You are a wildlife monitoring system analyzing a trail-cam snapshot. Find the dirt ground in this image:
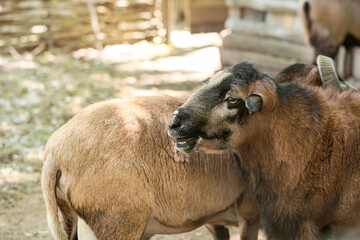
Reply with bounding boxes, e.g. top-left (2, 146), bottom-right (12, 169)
top-left (0, 32), bottom-right (256, 240)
